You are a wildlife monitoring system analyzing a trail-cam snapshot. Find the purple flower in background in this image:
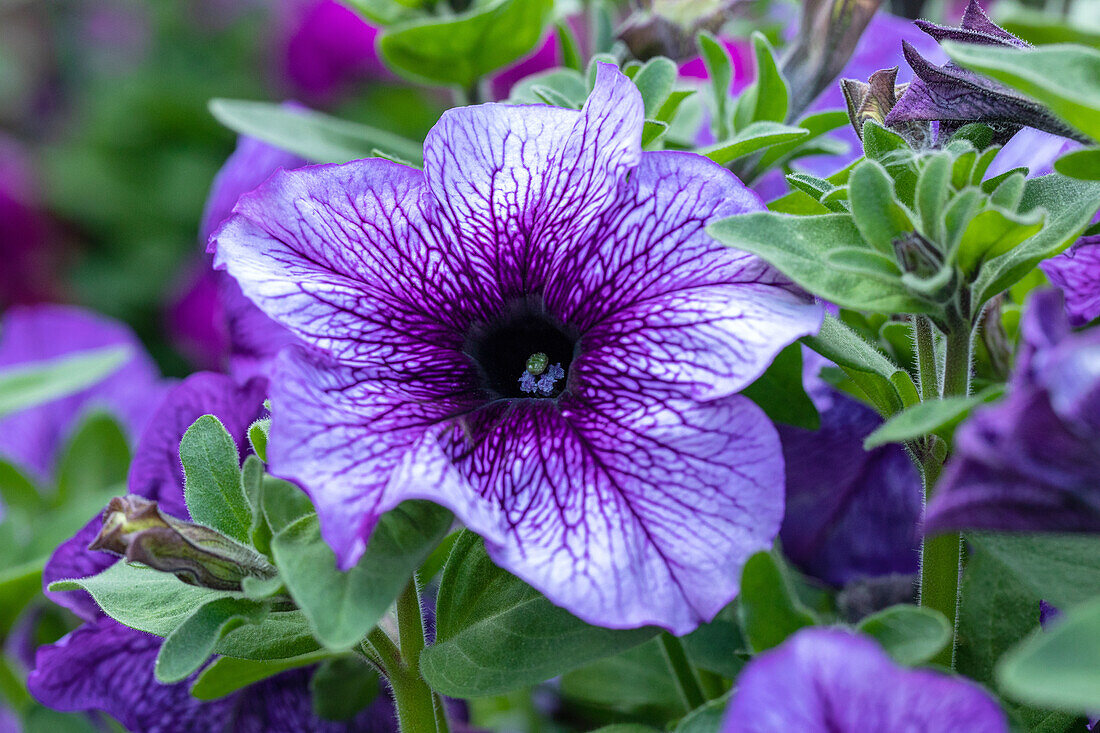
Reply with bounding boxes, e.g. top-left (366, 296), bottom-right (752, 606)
top-left (723, 628), bottom-right (1008, 732)
top-left (886, 0), bottom-right (1085, 144)
top-left (0, 305), bottom-right (164, 483)
top-left (214, 65), bottom-right (822, 634)
top-left (0, 136), bottom-right (61, 307)
top-left (779, 392), bottom-right (921, 587)
top-left (30, 373), bottom-right (395, 732)
top-left (278, 0), bottom-right (387, 102)
top-left (926, 290), bottom-right (1100, 533)
top-left (1041, 218), bottom-right (1100, 327)
top-left (169, 131), bottom-right (302, 376)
